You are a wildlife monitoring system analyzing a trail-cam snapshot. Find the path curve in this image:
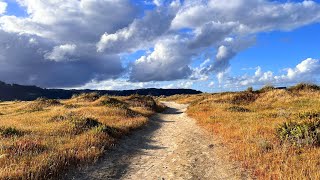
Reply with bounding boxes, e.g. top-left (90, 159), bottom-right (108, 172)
top-left (67, 102), bottom-right (247, 180)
